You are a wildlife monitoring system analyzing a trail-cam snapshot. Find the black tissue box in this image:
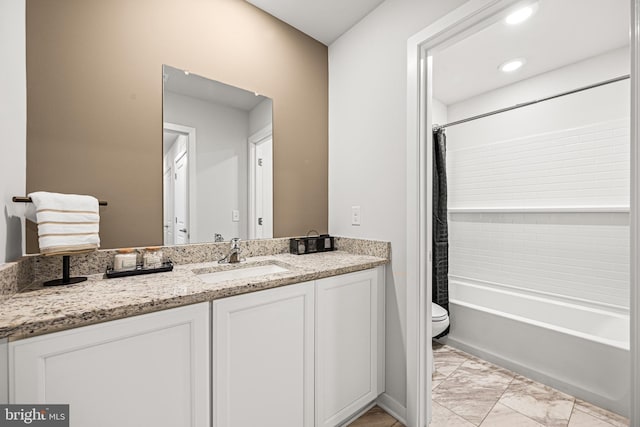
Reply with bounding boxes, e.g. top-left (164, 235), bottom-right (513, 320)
top-left (289, 235), bottom-right (335, 255)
